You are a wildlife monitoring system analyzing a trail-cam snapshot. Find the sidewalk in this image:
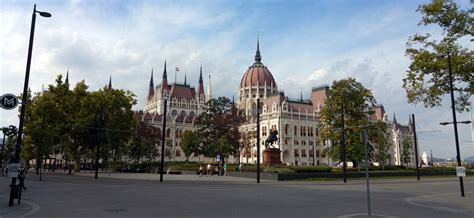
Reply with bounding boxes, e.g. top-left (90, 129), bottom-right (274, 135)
top-left (31, 170), bottom-right (270, 183)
